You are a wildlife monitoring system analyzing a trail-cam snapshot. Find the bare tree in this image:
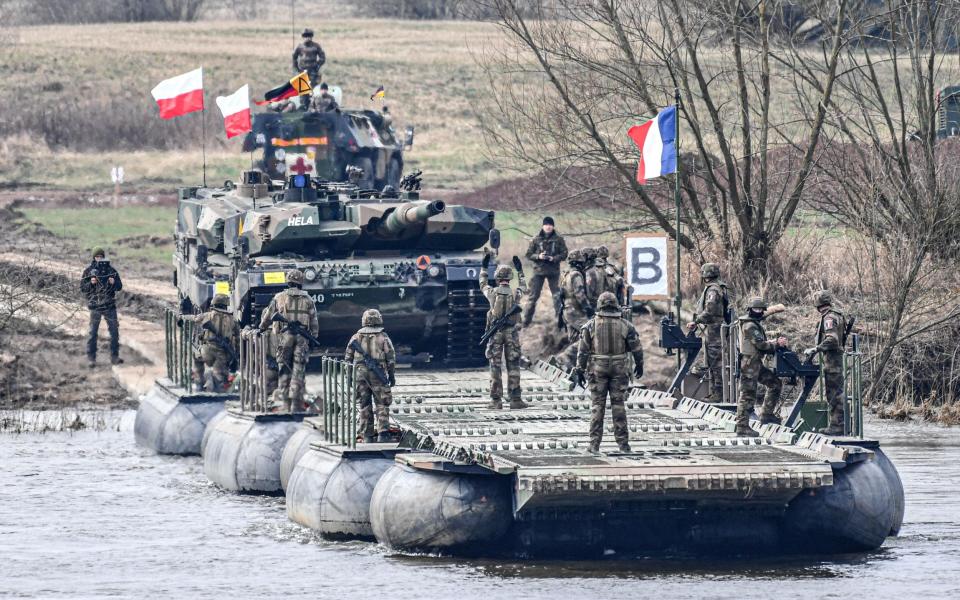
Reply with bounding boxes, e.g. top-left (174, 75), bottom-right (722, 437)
top-left (477, 0), bottom-right (857, 280)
